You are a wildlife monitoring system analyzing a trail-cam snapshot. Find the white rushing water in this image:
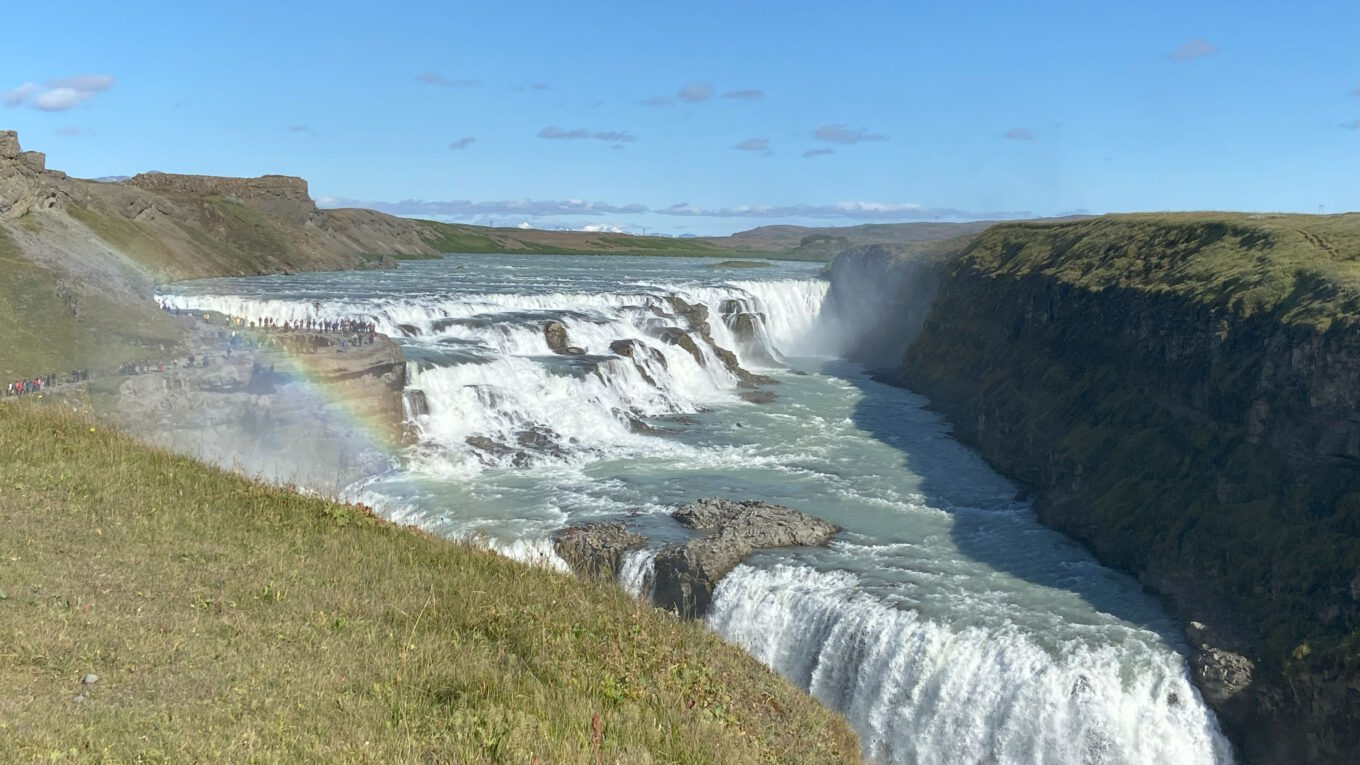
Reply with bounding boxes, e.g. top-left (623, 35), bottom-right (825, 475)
top-left (159, 253), bottom-right (1233, 764)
